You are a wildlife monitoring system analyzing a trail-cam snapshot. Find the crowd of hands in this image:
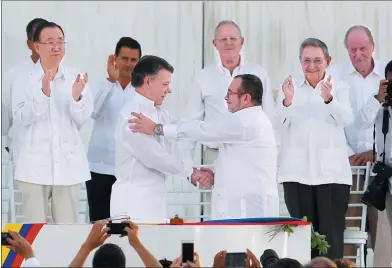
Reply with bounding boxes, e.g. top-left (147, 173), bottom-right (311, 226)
top-left (4, 220), bottom-right (356, 268)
